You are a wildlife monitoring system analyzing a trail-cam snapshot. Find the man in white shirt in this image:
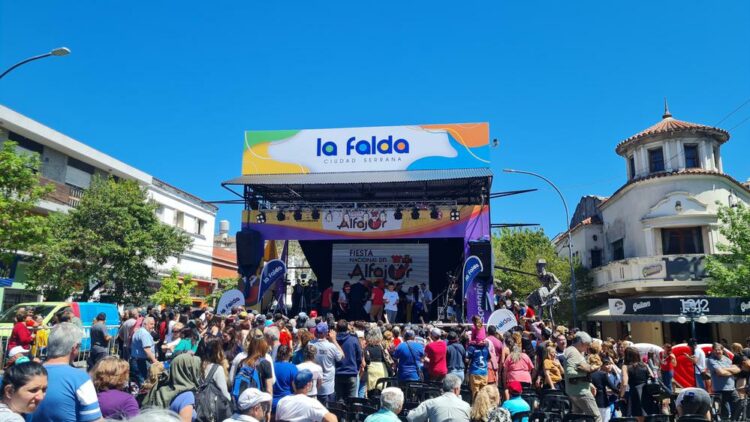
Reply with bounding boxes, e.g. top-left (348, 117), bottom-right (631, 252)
top-left (310, 322), bottom-right (344, 403)
top-left (687, 338), bottom-right (708, 389)
top-left (383, 283), bottom-right (400, 324)
top-left (275, 369), bottom-right (338, 422)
